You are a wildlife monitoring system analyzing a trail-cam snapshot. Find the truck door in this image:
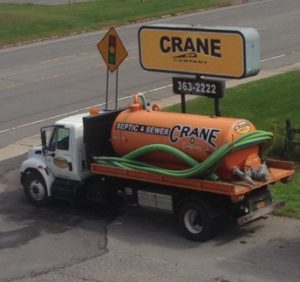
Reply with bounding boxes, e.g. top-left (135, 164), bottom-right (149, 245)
top-left (44, 126), bottom-right (75, 180)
